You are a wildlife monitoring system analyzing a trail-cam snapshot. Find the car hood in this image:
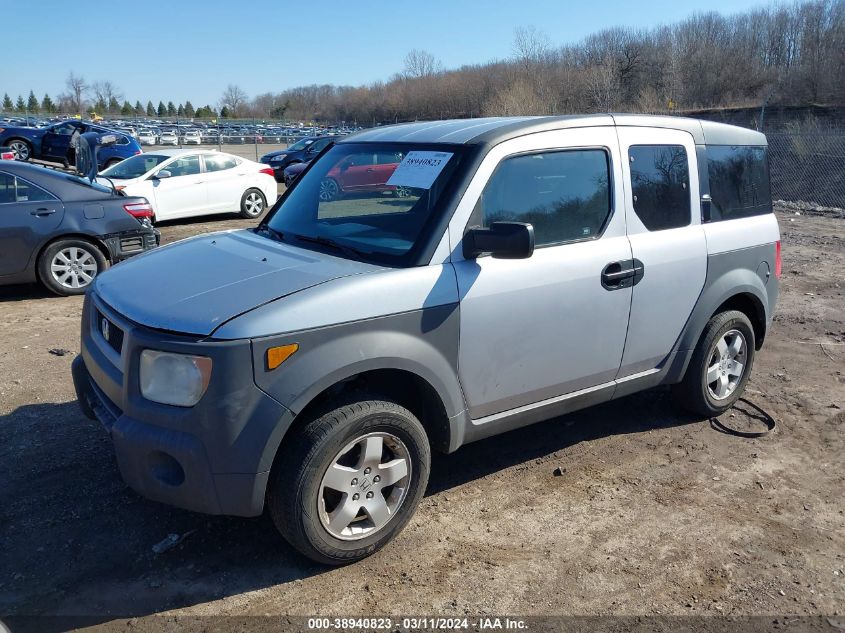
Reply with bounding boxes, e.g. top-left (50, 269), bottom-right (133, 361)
top-left (93, 229), bottom-right (385, 336)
